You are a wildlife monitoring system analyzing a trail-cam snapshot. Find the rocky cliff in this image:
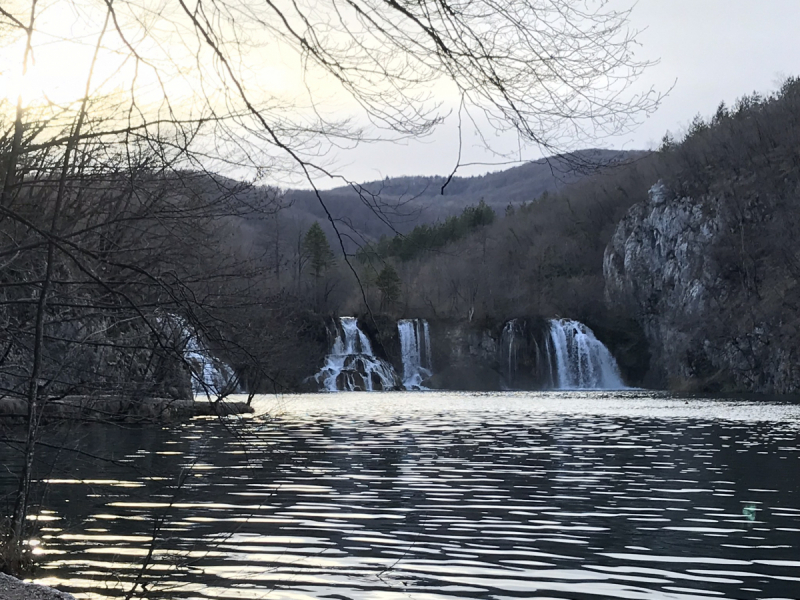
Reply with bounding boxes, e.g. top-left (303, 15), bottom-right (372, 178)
top-left (604, 182), bottom-right (800, 393)
top-left (426, 319), bottom-right (503, 390)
